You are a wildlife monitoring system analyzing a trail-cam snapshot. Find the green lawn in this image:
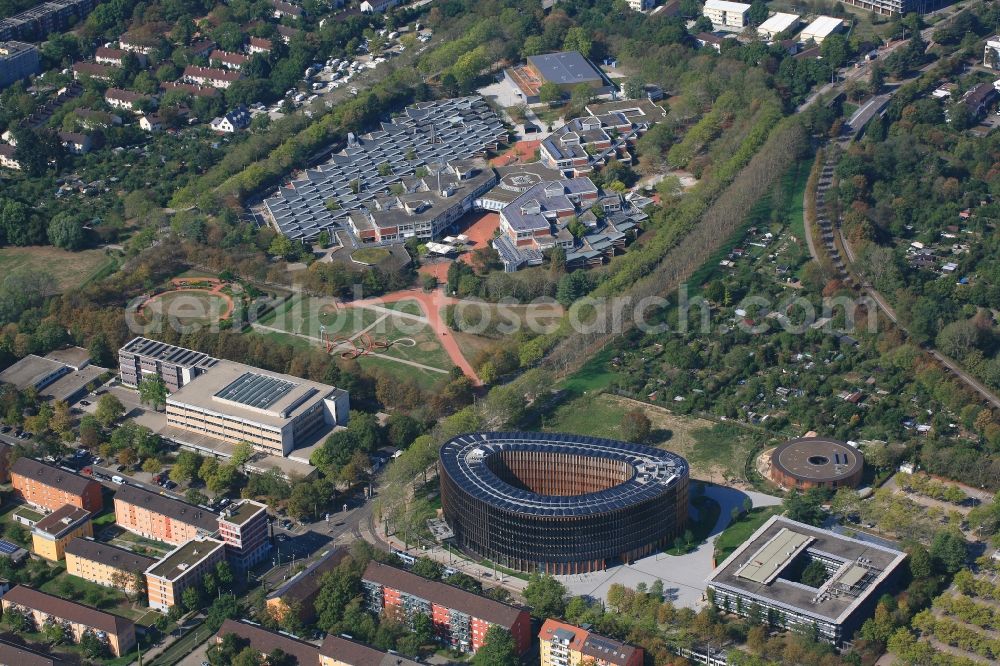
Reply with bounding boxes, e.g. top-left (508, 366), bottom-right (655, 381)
top-left (557, 346), bottom-right (620, 394)
top-left (111, 531), bottom-right (173, 558)
top-left (12, 506), bottom-right (45, 524)
top-left (543, 391), bottom-right (626, 439)
top-left (40, 570), bottom-right (132, 614)
top-left (356, 353), bottom-right (449, 389)
top-left (388, 299), bottom-right (424, 316)
top-left (351, 247), bottom-right (392, 264)
top-left (713, 505), bottom-right (783, 563)
top-left (0, 246), bottom-right (115, 292)
top-left (686, 423), bottom-right (763, 482)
